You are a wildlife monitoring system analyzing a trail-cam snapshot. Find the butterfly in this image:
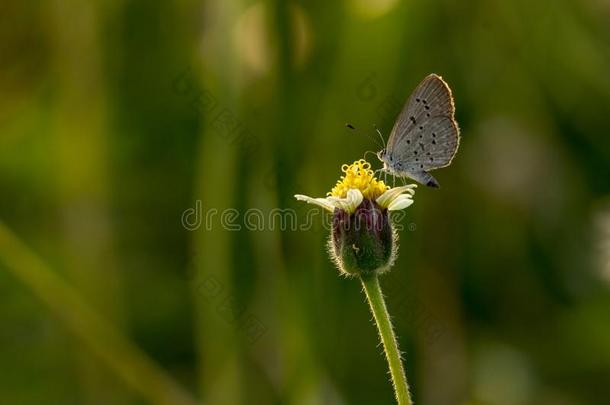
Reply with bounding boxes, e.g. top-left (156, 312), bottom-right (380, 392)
top-left (377, 74), bottom-right (460, 188)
